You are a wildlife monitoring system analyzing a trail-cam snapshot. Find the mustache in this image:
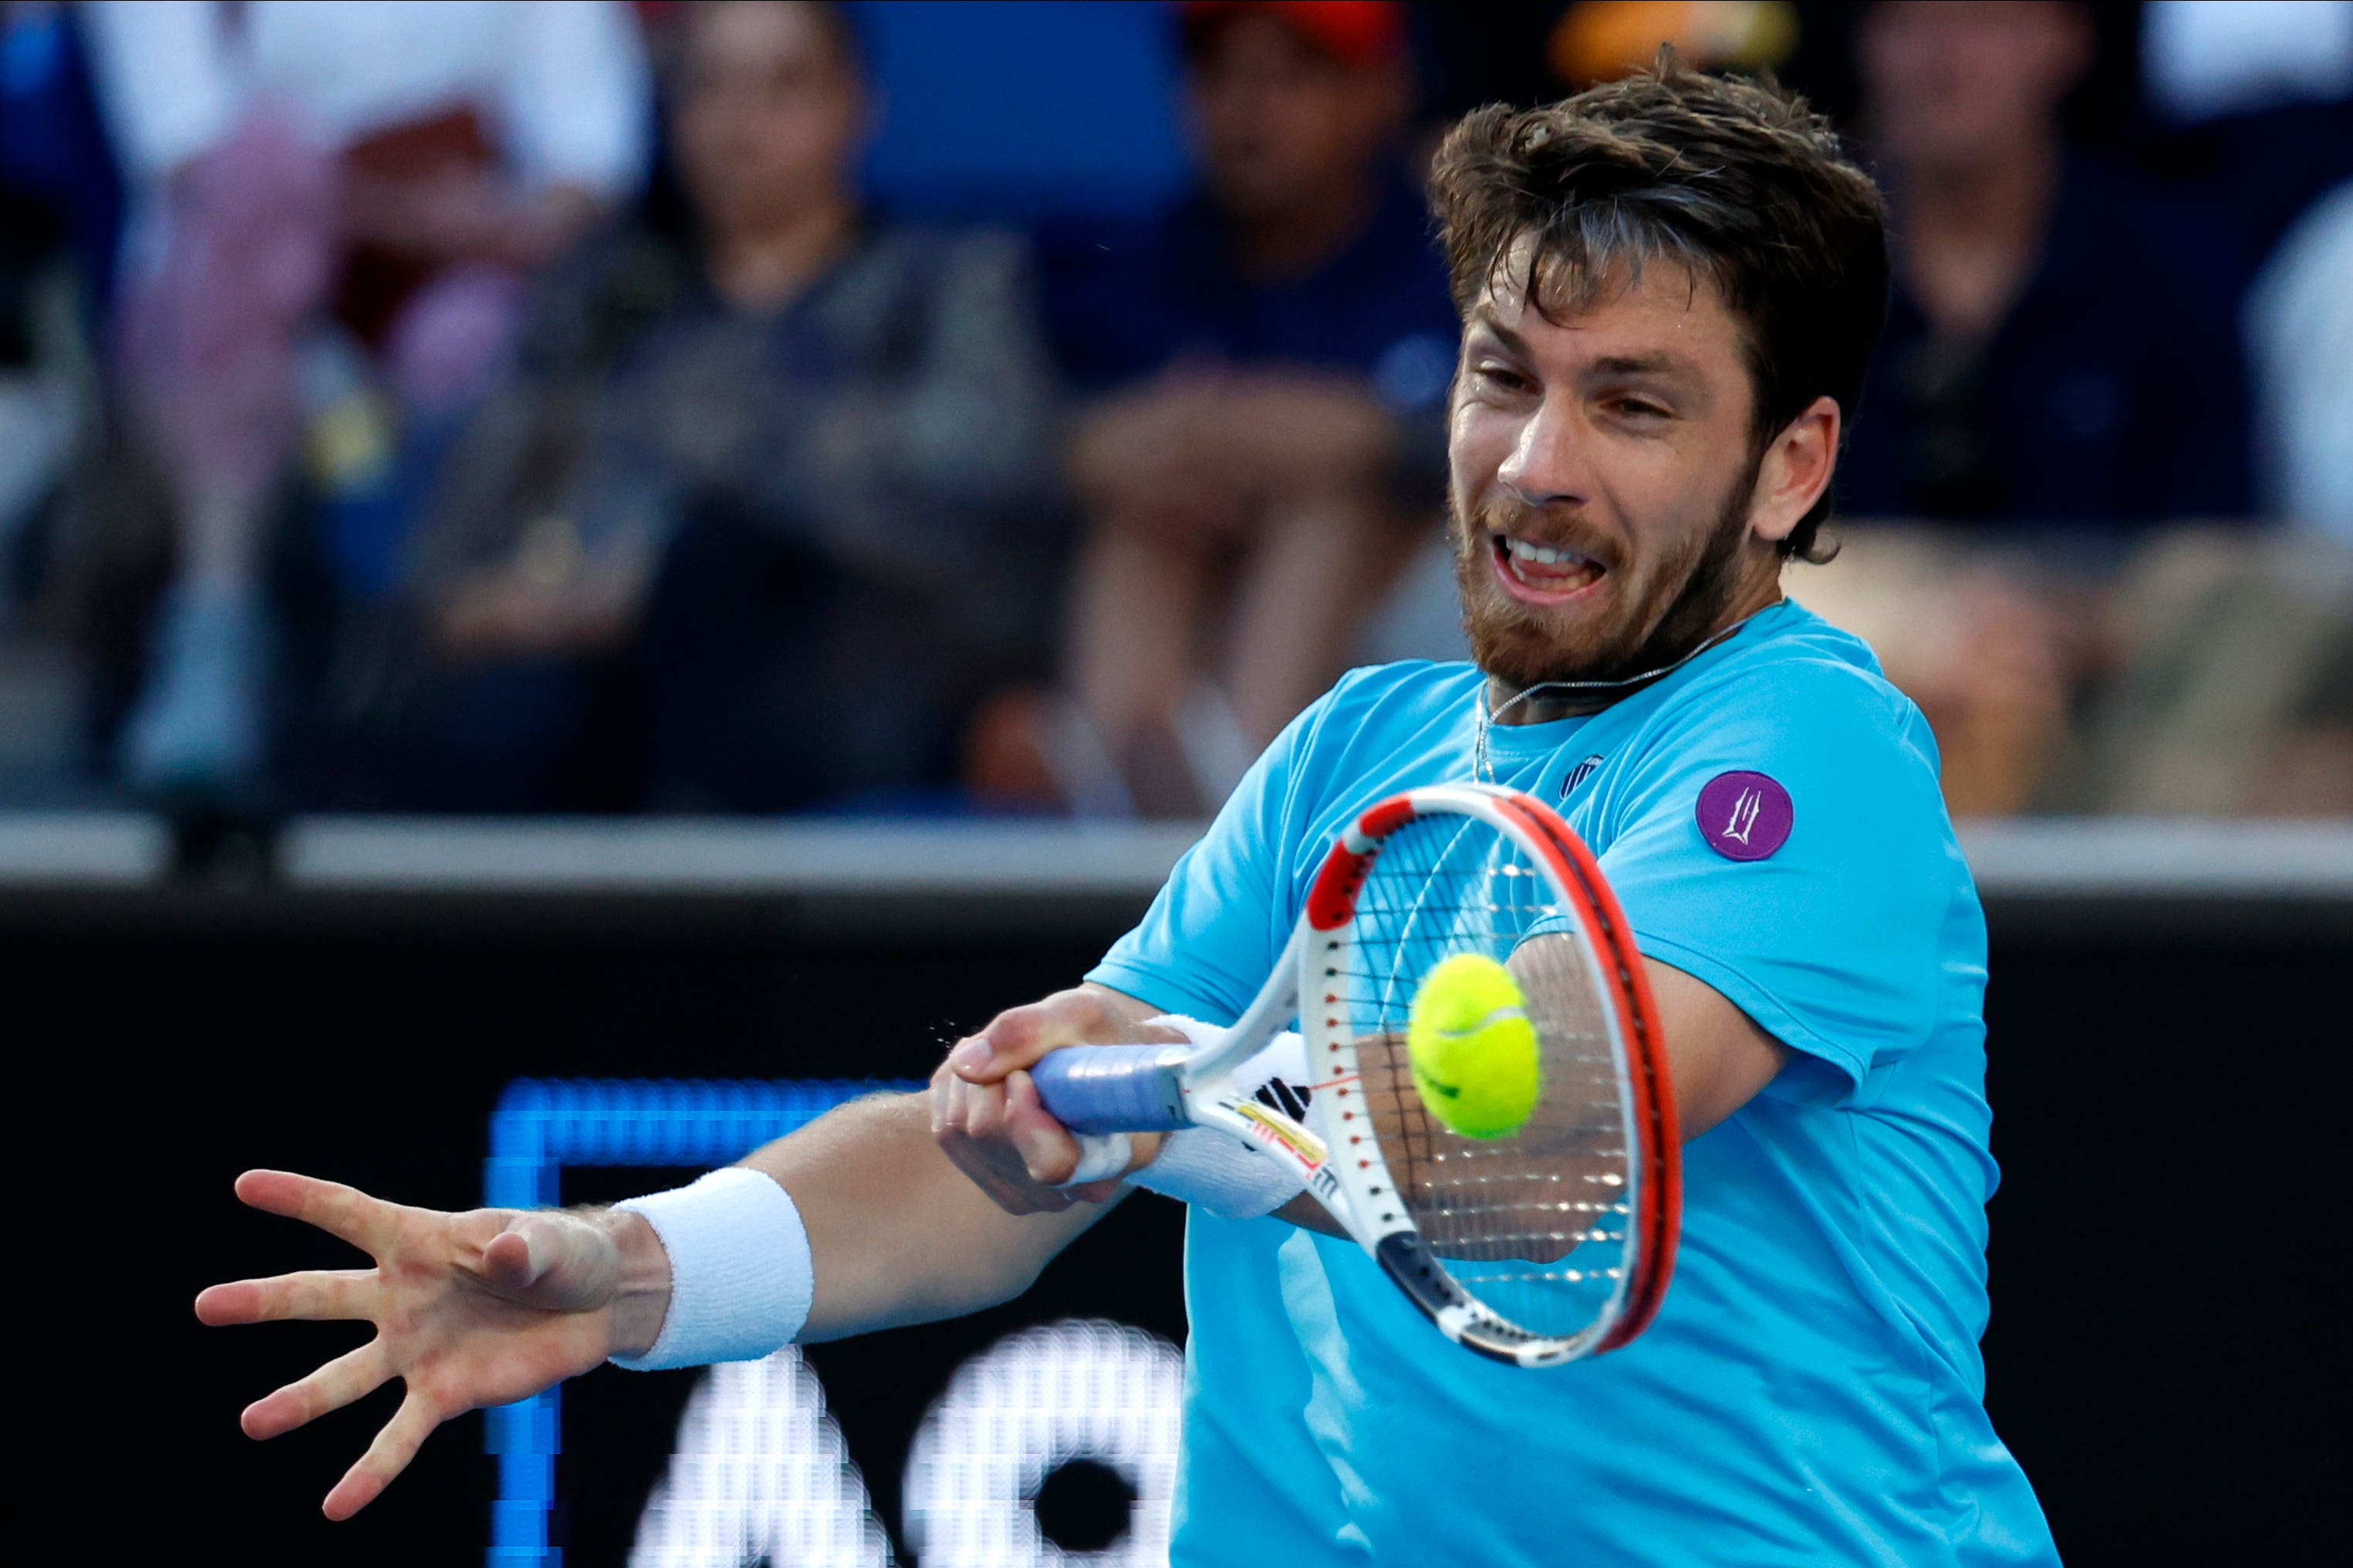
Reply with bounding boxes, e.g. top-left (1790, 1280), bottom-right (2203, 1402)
top-left (1460, 497), bottom-right (1622, 573)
